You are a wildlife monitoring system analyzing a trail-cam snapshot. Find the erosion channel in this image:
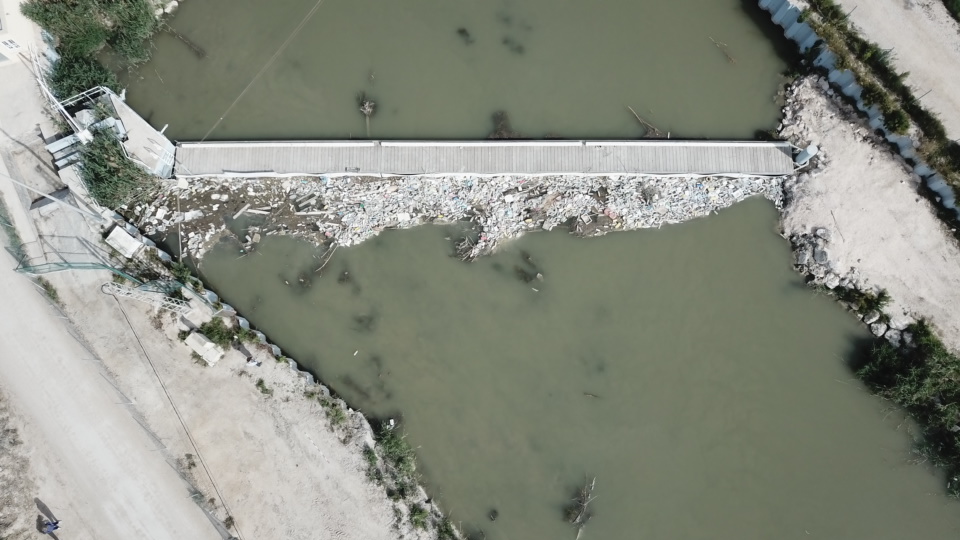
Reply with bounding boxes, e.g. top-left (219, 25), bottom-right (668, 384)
top-left (197, 199), bottom-right (960, 539)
